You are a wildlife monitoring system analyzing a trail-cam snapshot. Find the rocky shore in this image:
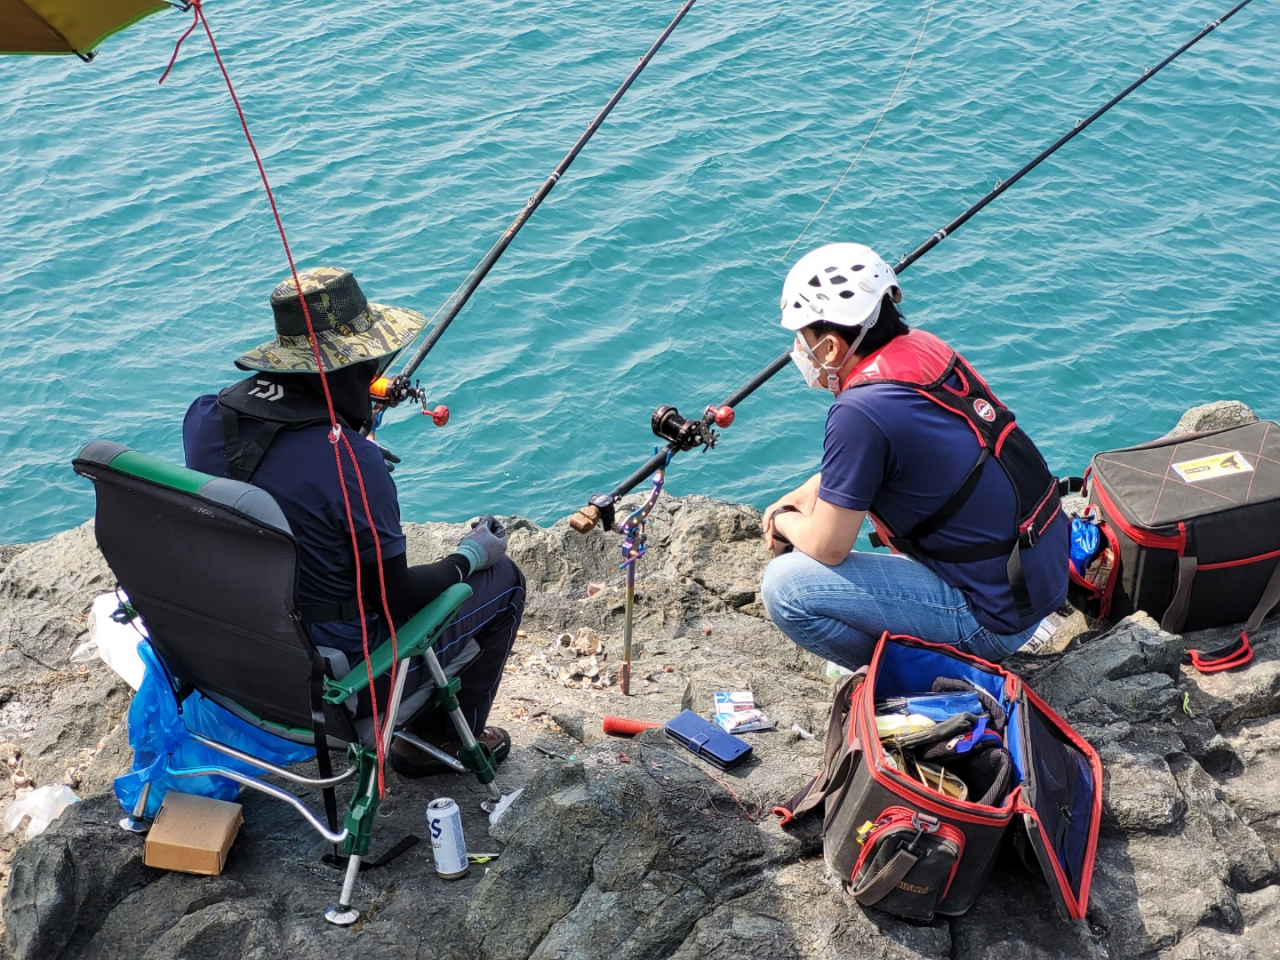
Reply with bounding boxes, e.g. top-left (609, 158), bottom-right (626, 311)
top-left (2, 401), bottom-right (1278, 959)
